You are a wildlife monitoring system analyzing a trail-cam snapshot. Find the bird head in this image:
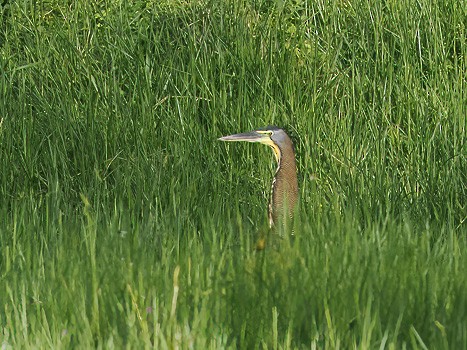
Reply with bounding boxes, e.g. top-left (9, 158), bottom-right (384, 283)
top-left (218, 126), bottom-right (289, 163)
